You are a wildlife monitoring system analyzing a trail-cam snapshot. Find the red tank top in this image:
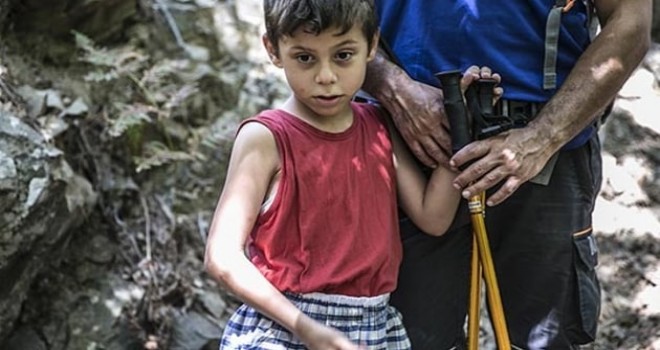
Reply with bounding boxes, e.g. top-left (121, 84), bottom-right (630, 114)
top-left (242, 102), bottom-right (401, 297)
